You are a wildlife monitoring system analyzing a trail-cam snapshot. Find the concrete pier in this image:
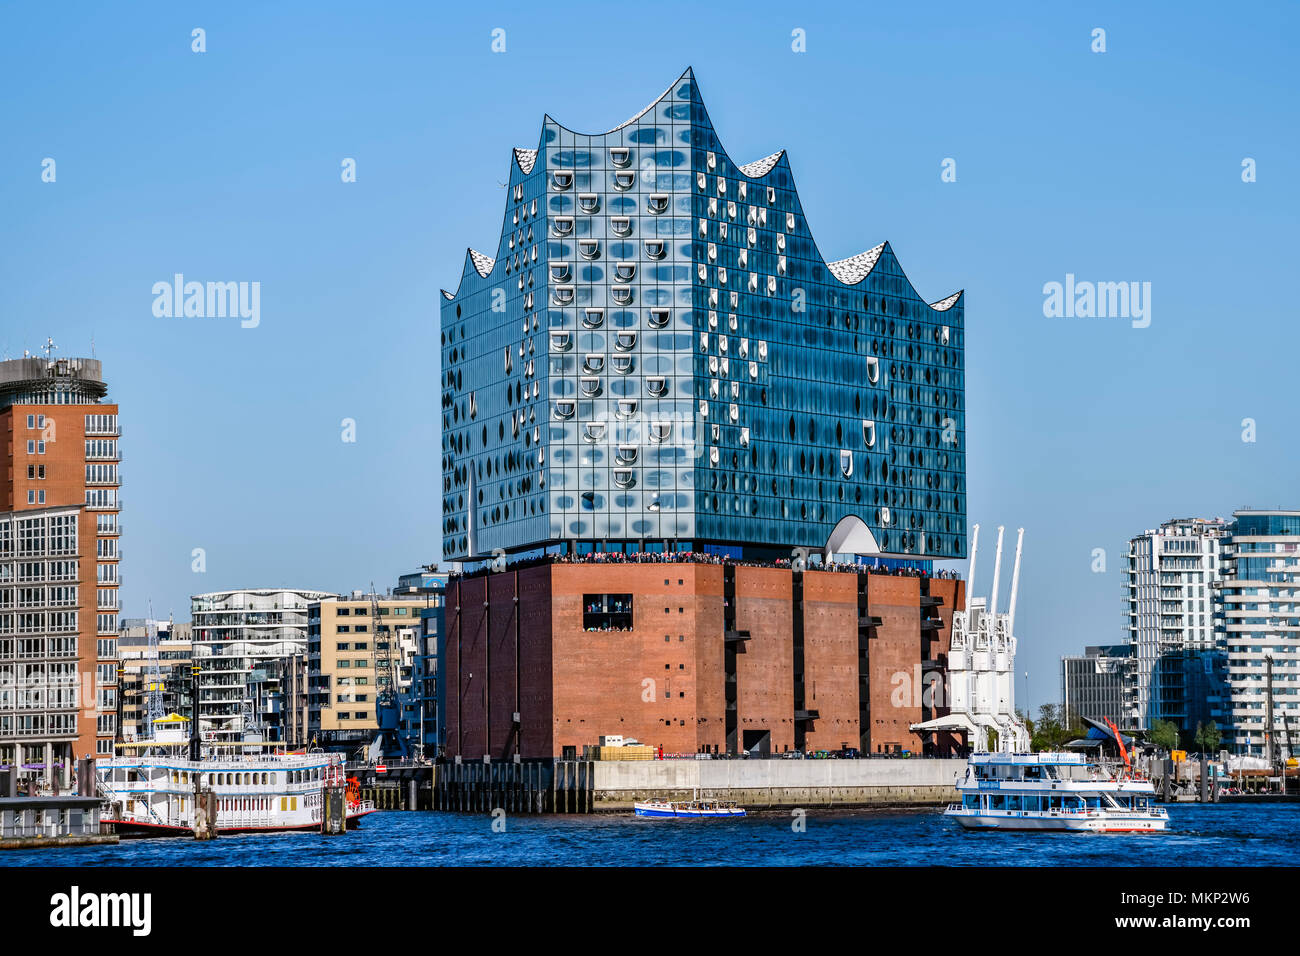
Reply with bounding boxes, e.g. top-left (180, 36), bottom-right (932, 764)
top-left (432, 758), bottom-right (963, 814)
